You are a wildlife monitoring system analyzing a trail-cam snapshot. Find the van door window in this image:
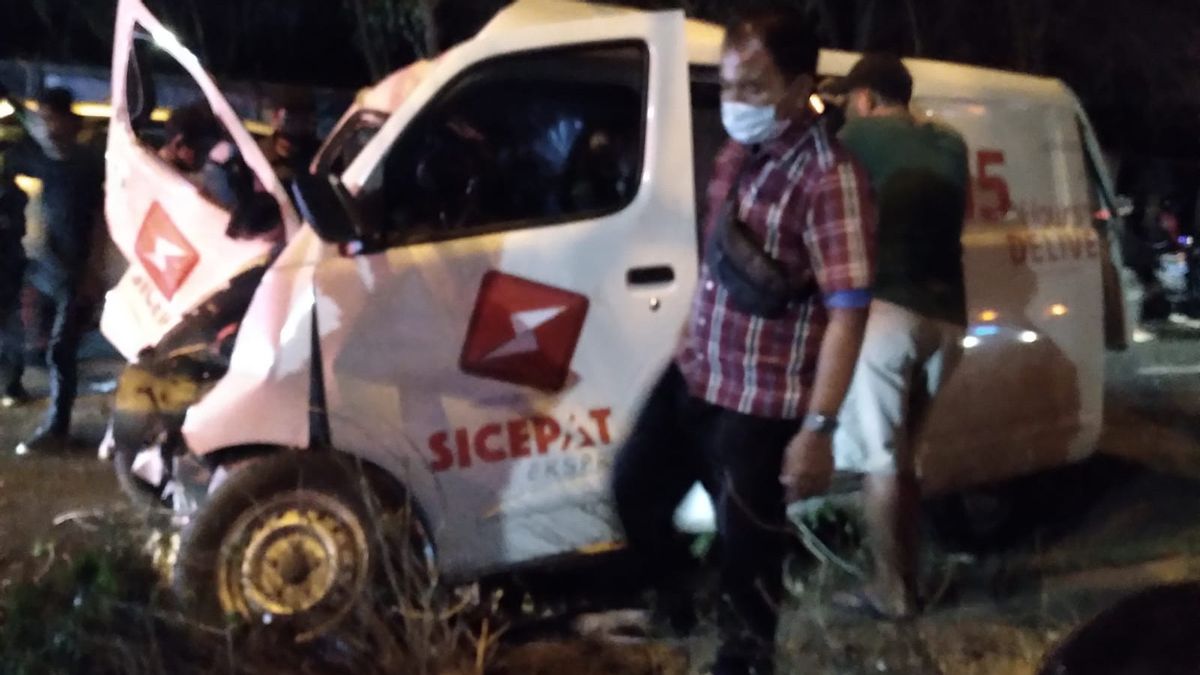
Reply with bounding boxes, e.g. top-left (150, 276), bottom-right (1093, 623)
top-left (364, 43), bottom-right (648, 247)
top-left (1077, 119), bottom-right (1115, 226)
top-left (125, 31), bottom-right (279, 241)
